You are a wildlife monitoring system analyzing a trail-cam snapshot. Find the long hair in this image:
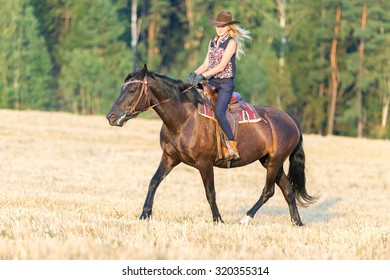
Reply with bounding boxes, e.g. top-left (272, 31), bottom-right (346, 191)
top-left (228, 25), bottom-right (252, 60)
